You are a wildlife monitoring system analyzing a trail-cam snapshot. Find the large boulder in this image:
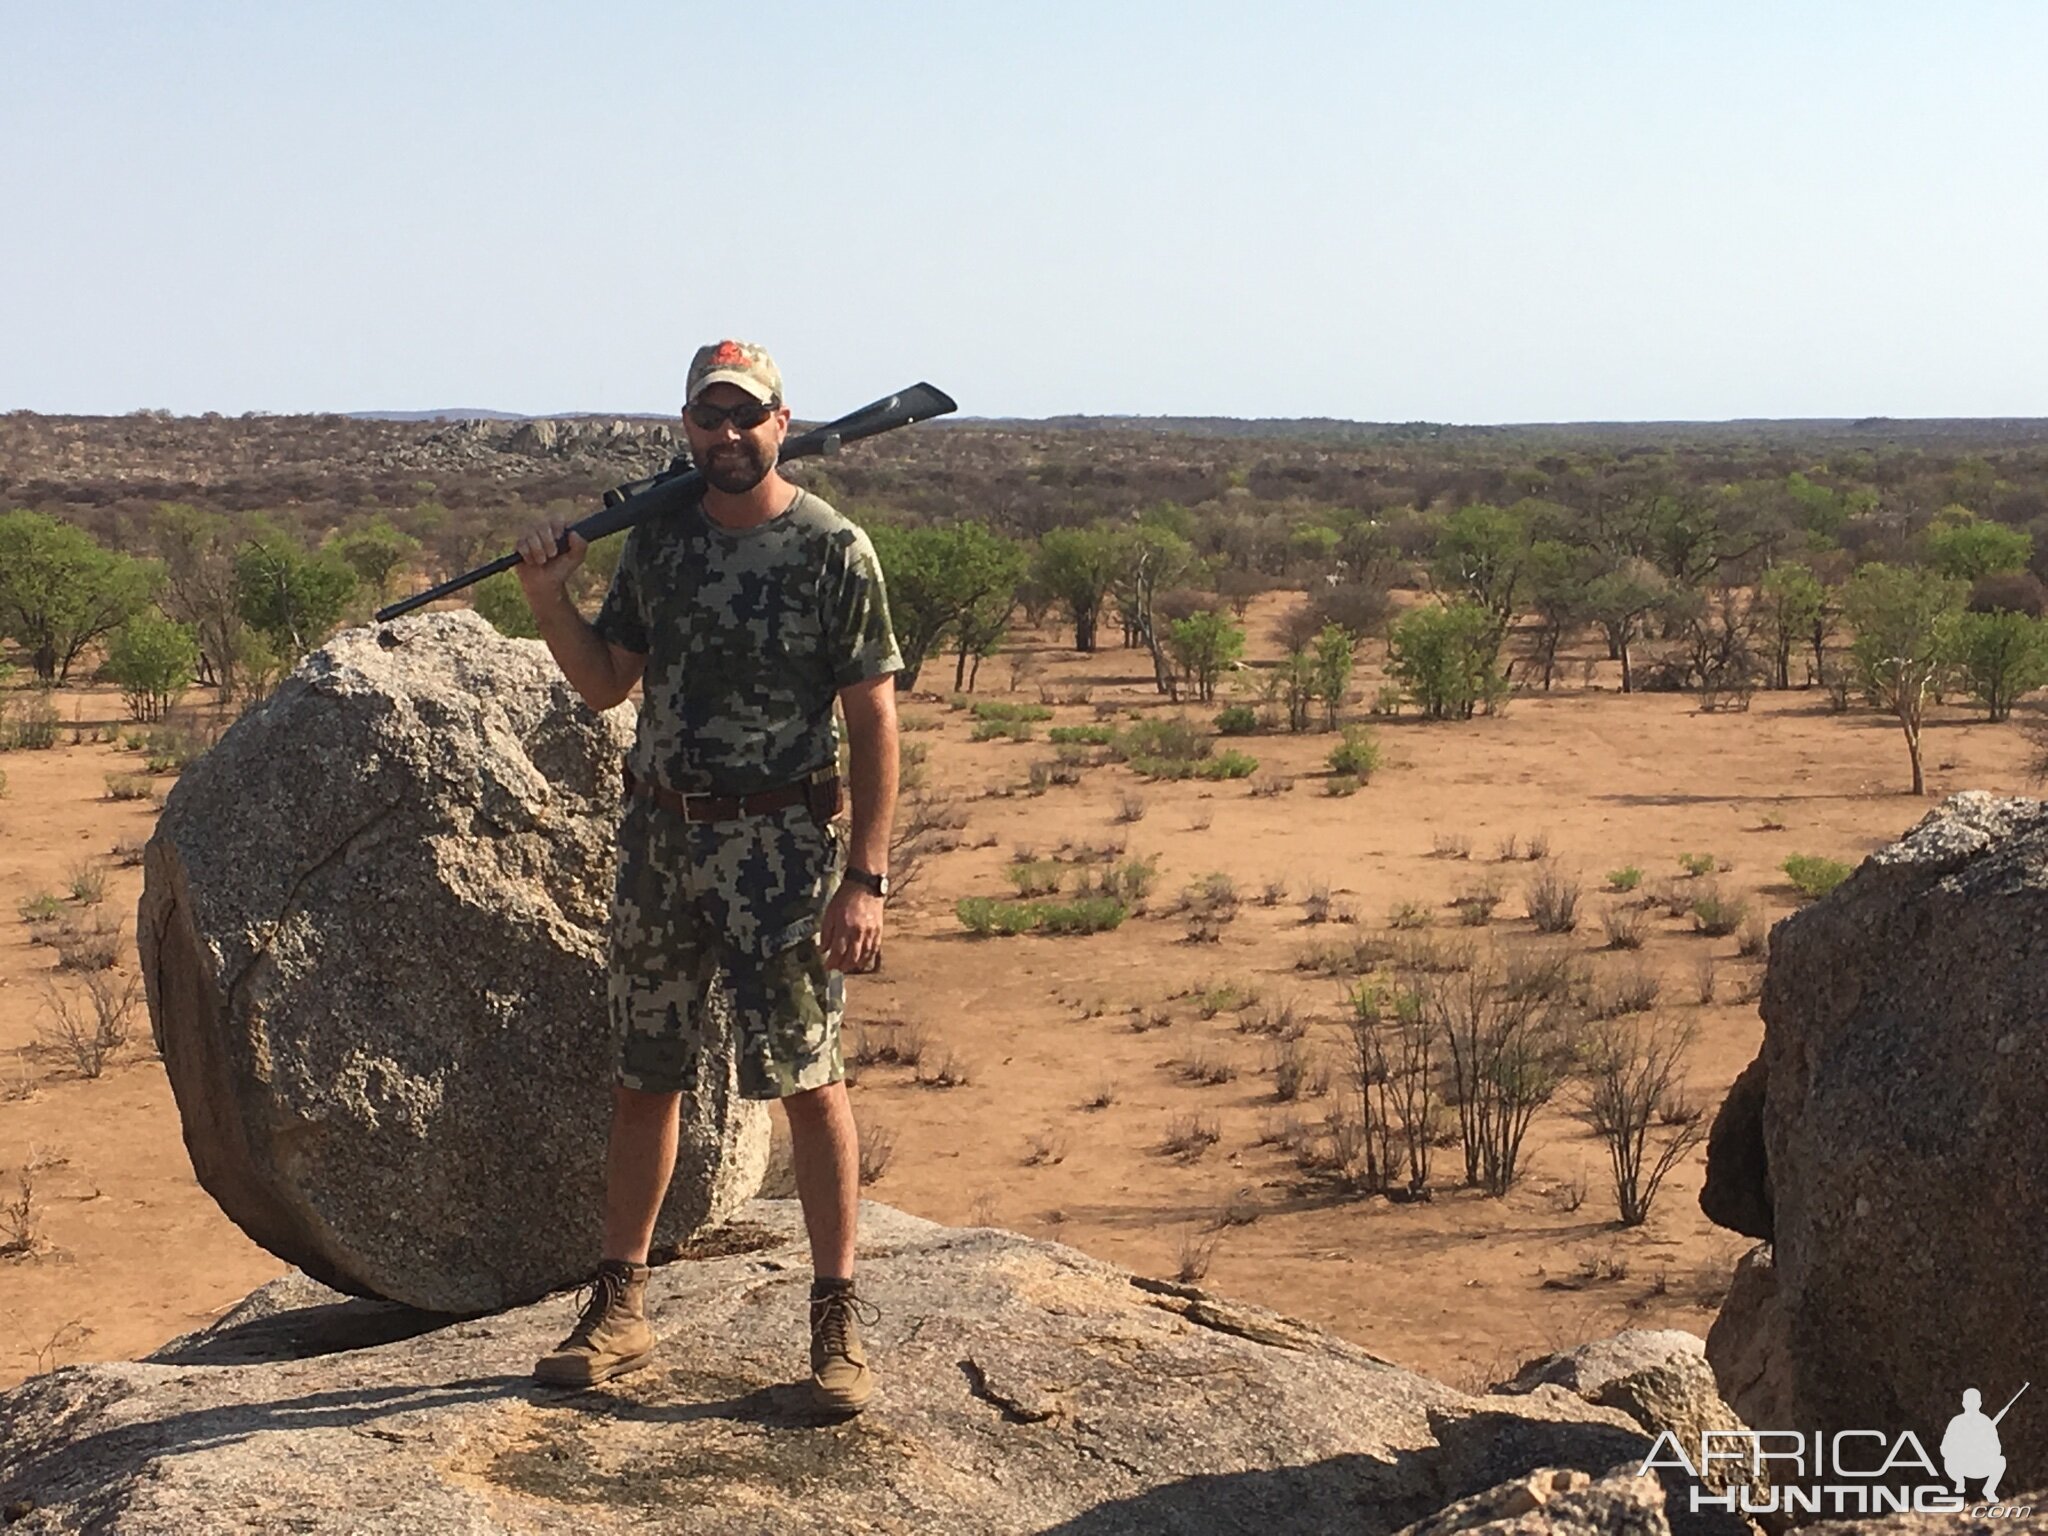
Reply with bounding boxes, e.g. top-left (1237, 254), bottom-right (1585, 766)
top-left (1700, 793), bottom-right (2048, 1481)
top-left (0, 1201), bottom-right (1662, 1536)
top-left (138, 610), bottom-right (767, 1313)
